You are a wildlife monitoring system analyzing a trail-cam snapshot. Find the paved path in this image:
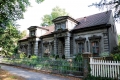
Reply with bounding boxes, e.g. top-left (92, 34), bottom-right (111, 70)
top-left (0, 64), bottom-right (70, 80)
